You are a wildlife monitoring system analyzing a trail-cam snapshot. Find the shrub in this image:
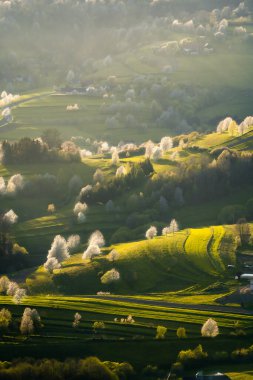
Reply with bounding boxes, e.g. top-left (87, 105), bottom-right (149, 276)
top-left (231, 348), bottom-right (249, 360)
top-left (178, 345), bottom-right (208, 363)
top-left (12, 243), bottom-right (28, 255)
top-left (104, 361), bottom-right (135, 380)
top-left (156, 326), bottom-right (167, 339)
top-left (100, 269), bottom-right (120, 284)
top-left (177, 327), bottom-right (186, 339)
top-left (171, 361), bottom-right (183, 375)
top-left (93, 321), bottom-right (105, 332)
